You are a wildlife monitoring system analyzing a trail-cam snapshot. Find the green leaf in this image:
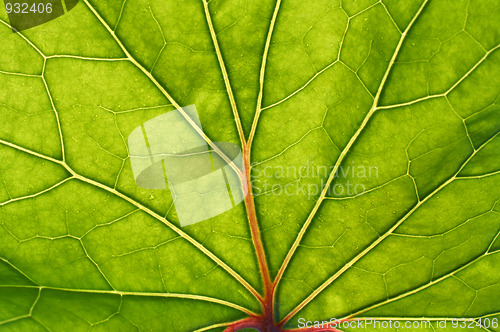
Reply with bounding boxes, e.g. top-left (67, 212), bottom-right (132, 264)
top-left (0, 0), bottom-right (499, 331)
